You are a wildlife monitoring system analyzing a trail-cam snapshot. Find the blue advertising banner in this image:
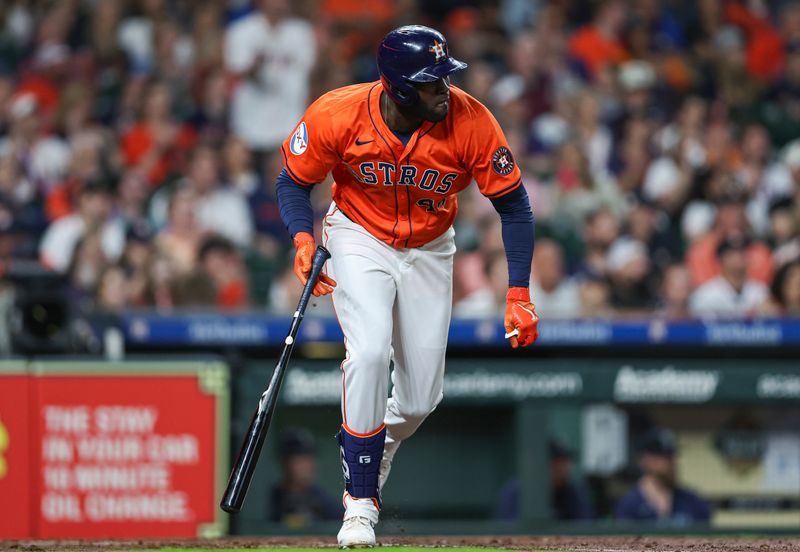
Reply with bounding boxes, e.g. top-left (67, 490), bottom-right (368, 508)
top-left (120, 314), bottom-right (800, 348)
